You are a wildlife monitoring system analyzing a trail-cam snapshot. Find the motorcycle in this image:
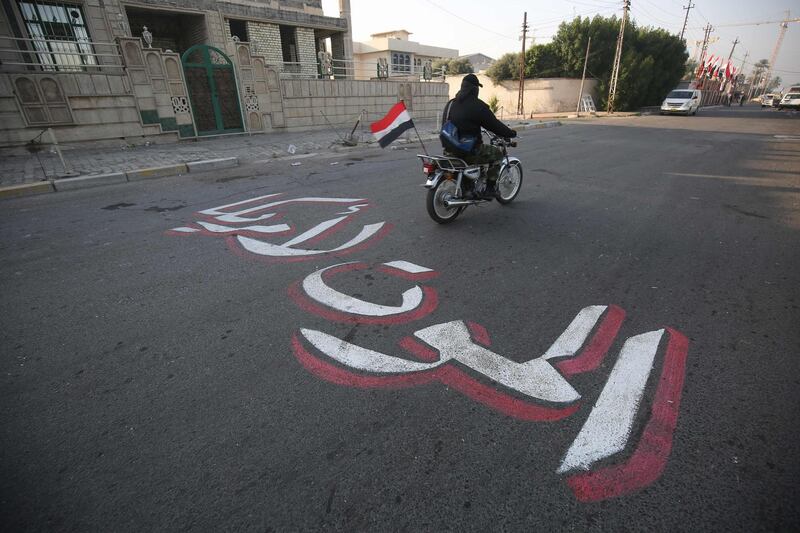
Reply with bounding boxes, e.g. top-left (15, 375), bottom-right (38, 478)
top-left (418, 131), bottom-right (523, 224)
